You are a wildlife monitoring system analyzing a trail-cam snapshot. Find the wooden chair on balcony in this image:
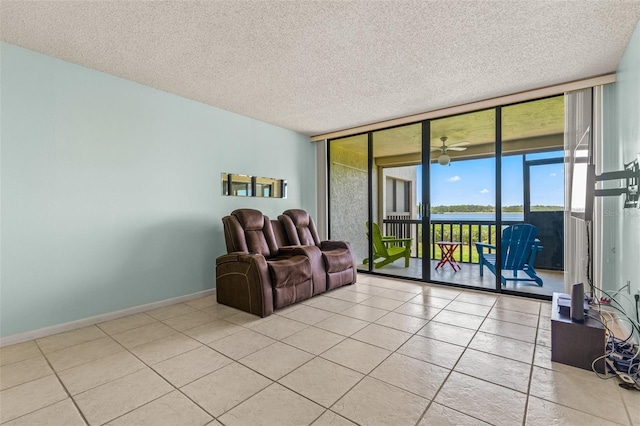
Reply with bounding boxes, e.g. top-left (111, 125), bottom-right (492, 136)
top-left (363, 222), bottom-right (412, 269)
top-left (475, 223), bottom-right (544, 286)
